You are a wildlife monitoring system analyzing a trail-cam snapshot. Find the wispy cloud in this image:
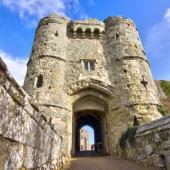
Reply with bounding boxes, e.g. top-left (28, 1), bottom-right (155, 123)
top-left (1, 0), bottom-right (65, 18)
top-left (1, 0), bottom-right (65, 26)
top-left (164, 8), bottom-right (170, 23)
top-left (145, 8), bottom-right (170, 80)
top-left (0, 0), bottom-right (89, 26)
top-left (64, 0), bottom-right (89, 19)
top-left (0, 49), bottom-right (27, 85)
